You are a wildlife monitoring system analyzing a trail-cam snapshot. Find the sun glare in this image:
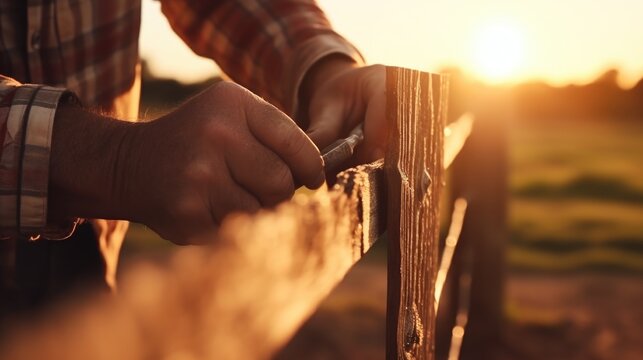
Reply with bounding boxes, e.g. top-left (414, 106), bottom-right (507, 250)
top-left (472, 20), bottom-right (526, 83)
